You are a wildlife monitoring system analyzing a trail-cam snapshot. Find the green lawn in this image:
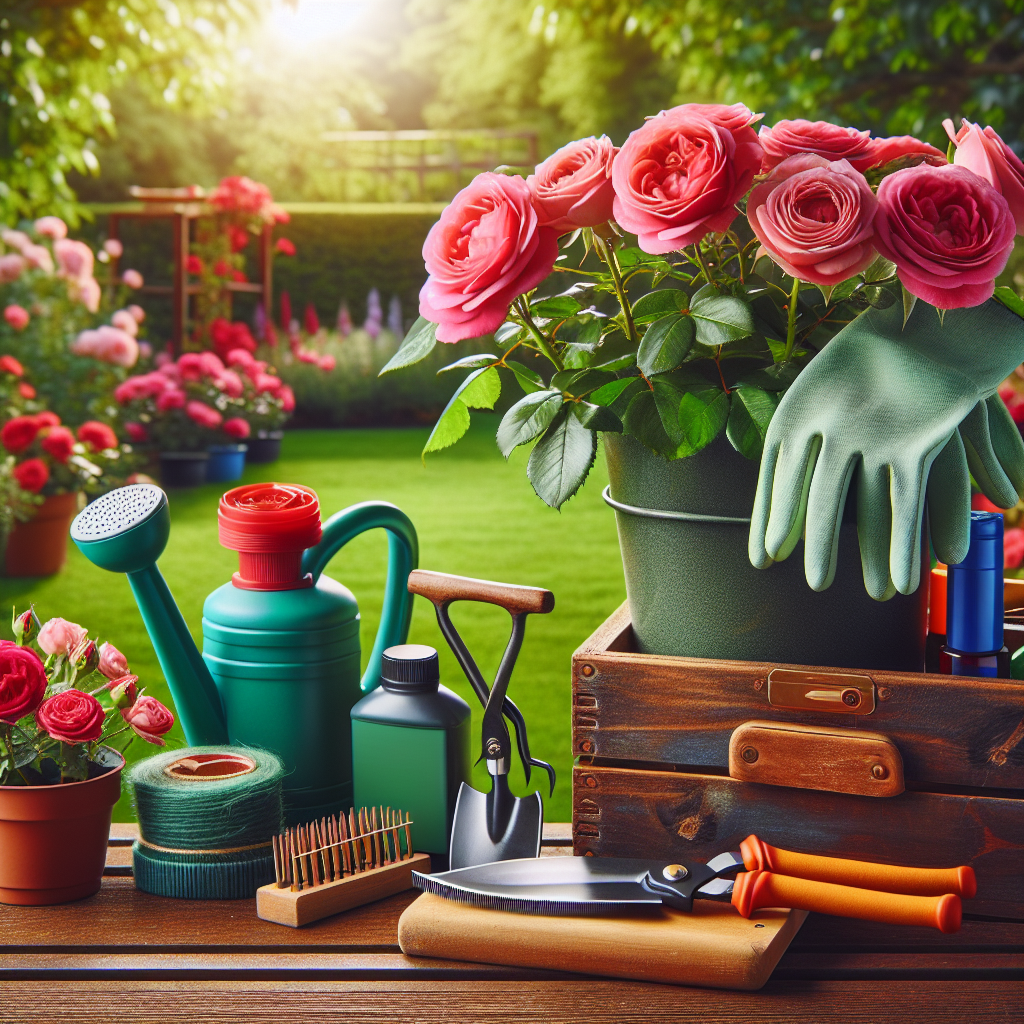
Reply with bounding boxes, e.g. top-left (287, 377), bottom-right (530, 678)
top-left (0, 419), bottom-right (625, 823)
